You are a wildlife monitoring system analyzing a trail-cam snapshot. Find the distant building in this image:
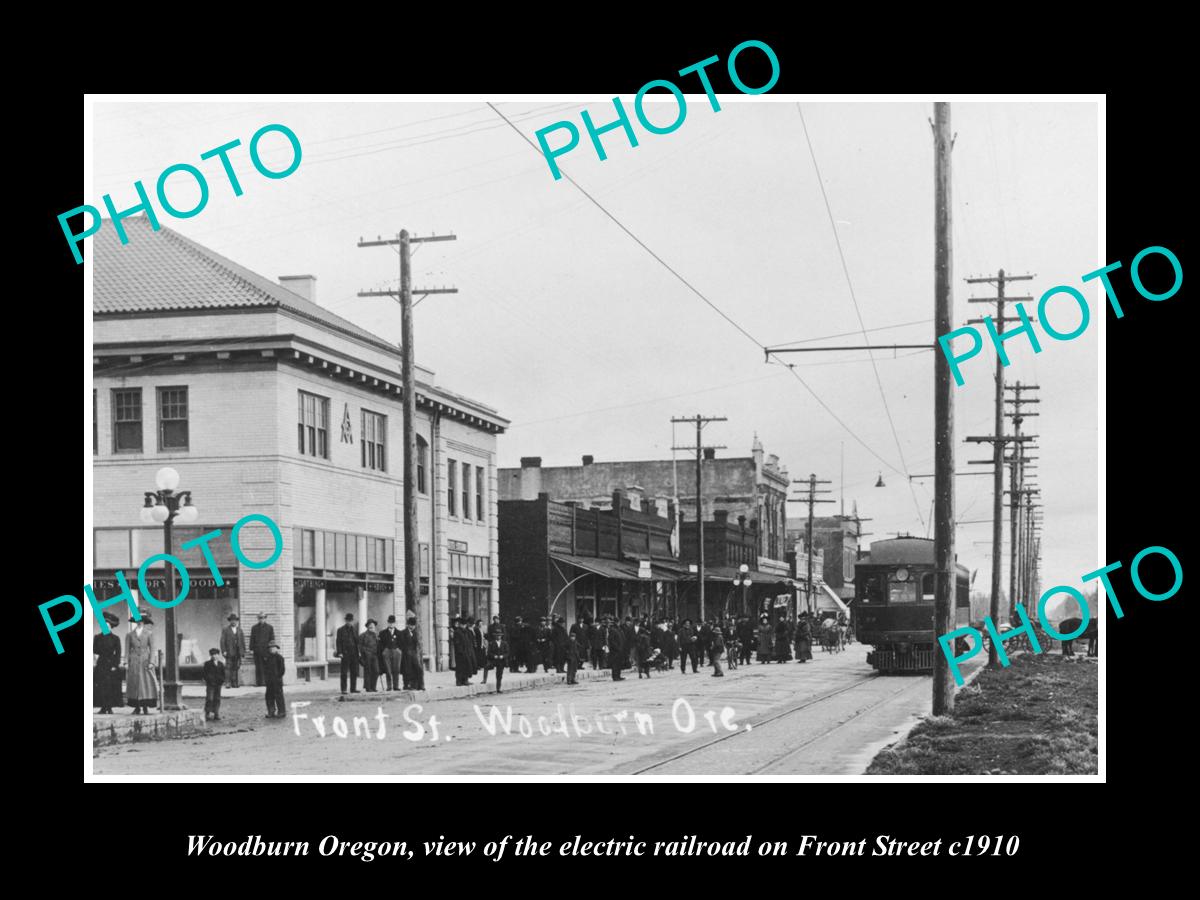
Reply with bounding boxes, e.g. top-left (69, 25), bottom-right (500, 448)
top-left (499, 437), bottom-right (795, 619)
top-left (787, 509), bottom-right (865, 615)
